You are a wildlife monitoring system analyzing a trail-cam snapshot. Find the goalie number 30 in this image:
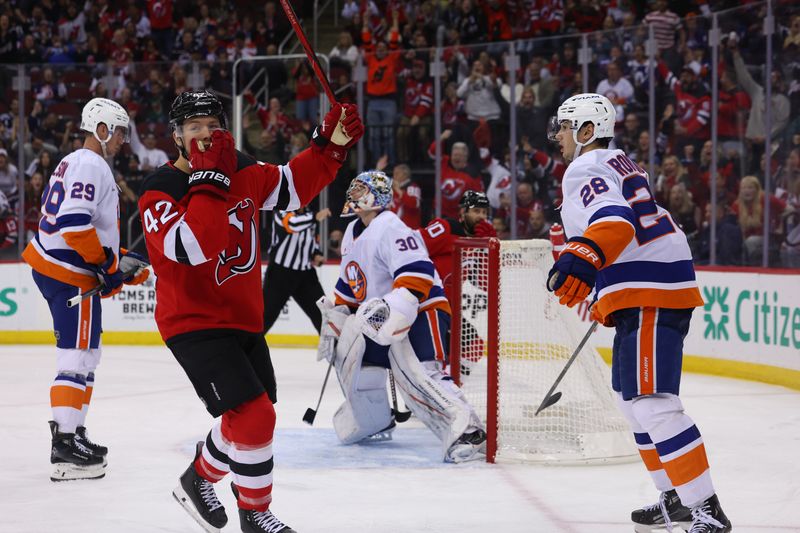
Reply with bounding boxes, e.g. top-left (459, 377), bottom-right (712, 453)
top-left (143, 201), bottom-right (179, 233)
